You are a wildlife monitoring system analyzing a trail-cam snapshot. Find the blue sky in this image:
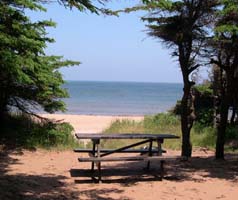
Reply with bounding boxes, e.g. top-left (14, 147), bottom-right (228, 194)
top-left (28, 0), bottom-right (183, 83)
